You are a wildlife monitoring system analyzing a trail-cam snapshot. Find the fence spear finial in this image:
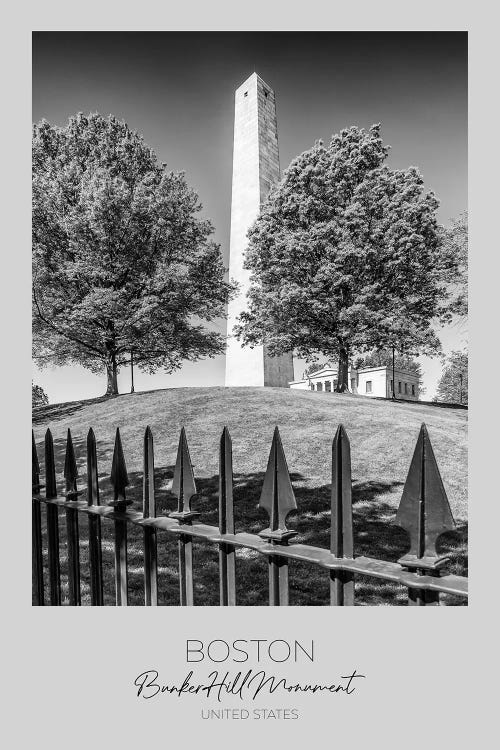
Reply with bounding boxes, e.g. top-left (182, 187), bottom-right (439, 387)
top-left (64, 428), bottom-right (79, 494)
top-left (171, 427), bottom-right (197, 516)
top-left (331, 424), bottom-right (354, 558)
top-left (395, 423), bottom-right (455, 568)
top-left (143, 426), bottom-right (155, 518)
top-left (44, 428), bottom-right (57, 499)
top-left (32, 430), bottom-right (40, 490)
top-left (259, 427), bottom-right (297, 541)
top-left (219, 426), bottom-right (234, 535)
top-left (110, 428), bottom-right (130, 503)
top-left (86, 428), bottom-right (100, 506)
